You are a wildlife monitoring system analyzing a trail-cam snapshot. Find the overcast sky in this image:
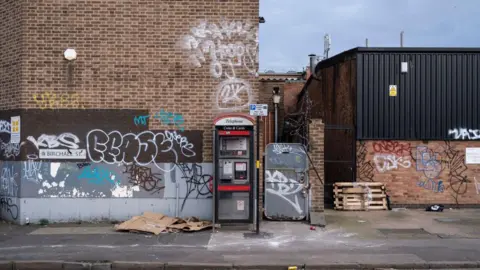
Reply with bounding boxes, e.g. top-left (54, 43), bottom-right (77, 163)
top-left (259, 0), bottom-right (480, 72)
